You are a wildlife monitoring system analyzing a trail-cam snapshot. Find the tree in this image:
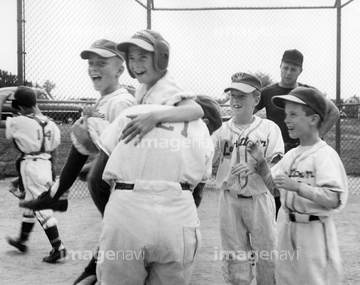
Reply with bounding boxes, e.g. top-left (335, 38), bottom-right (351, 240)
top-left (42, 80), bottom-right (56, 96)
top-left (254, 71), bottom-right (275, 88)
top-left (0, 69), bottom-right (34, 88)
